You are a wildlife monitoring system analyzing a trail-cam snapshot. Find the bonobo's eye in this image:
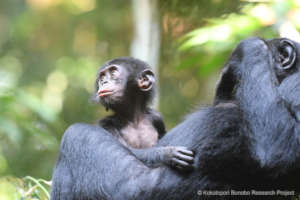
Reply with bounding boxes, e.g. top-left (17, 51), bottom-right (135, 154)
top-left (109, 66), bottom-right (120, 79)
top-left (278, 39), bottom-right (296, 70)
top-left (99, 72), bottom-right (105, 82)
